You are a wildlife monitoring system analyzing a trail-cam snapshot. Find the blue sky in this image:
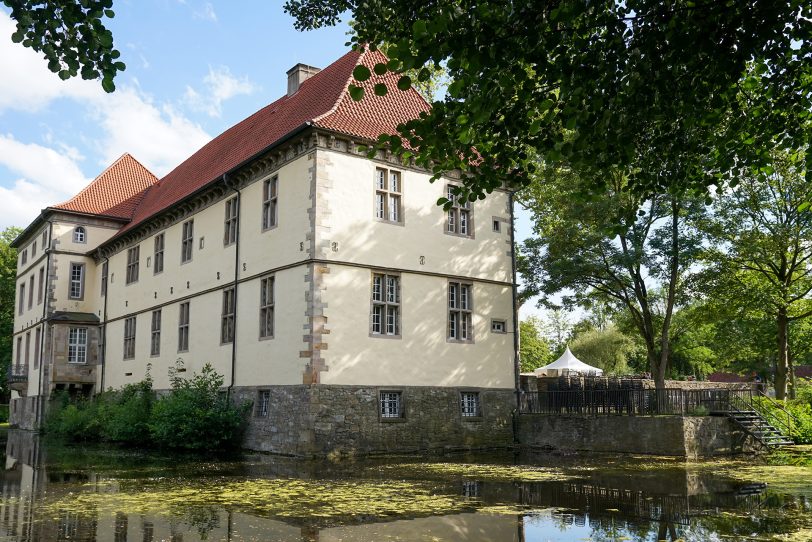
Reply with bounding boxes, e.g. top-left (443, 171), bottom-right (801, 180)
top-left (0, 0), bottom-right (547, 320)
